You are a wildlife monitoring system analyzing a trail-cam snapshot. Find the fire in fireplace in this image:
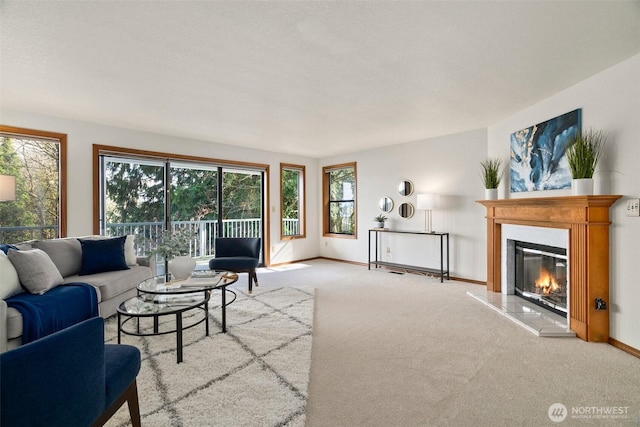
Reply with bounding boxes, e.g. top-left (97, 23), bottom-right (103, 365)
top-left (513, 240), bottom-right (568, 315)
